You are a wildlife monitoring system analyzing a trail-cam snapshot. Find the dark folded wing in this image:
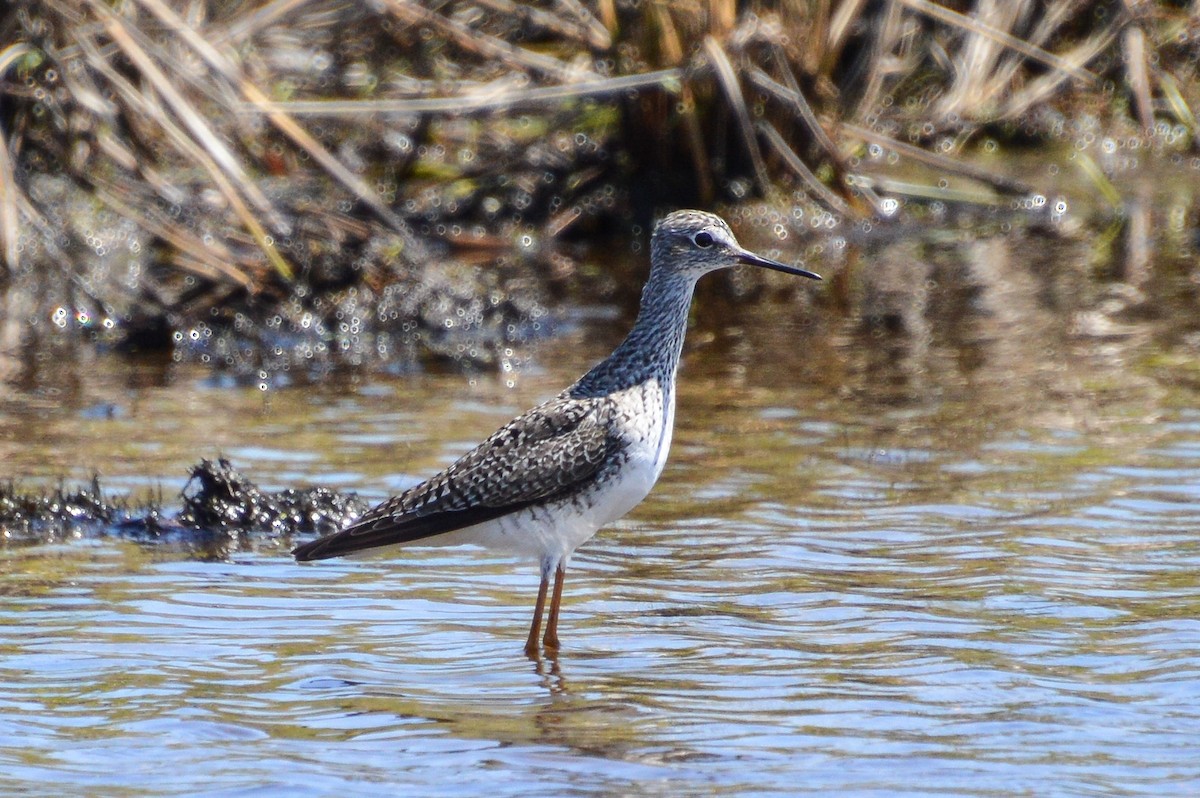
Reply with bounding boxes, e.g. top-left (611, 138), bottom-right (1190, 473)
top-left (292, 396), bottom-right (616, 561)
